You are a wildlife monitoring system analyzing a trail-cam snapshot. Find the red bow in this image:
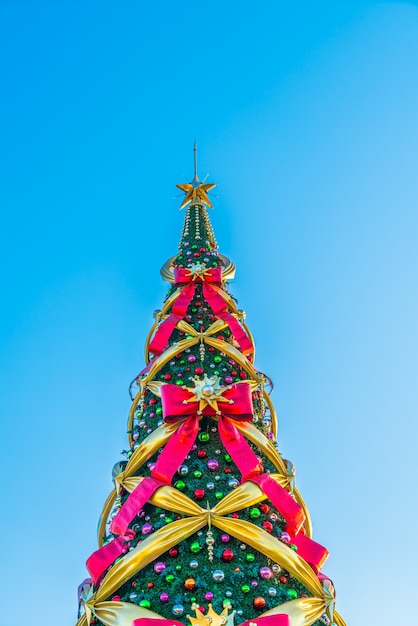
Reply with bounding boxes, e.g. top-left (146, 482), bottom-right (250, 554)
top-left (149, 266), bottom-right (252, 356)
top-left (109, 382), bottom-right (260, 539)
